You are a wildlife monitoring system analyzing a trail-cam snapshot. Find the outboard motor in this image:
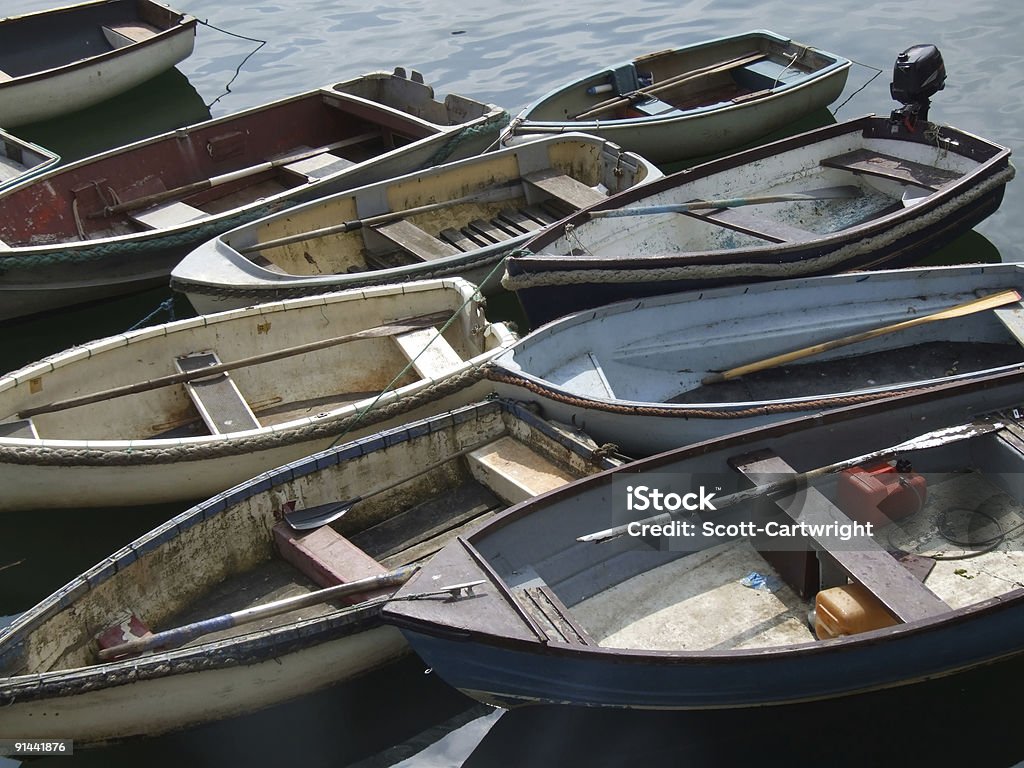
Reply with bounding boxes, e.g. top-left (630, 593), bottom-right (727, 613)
top-left (889, 44), bottom-right (946, 130)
